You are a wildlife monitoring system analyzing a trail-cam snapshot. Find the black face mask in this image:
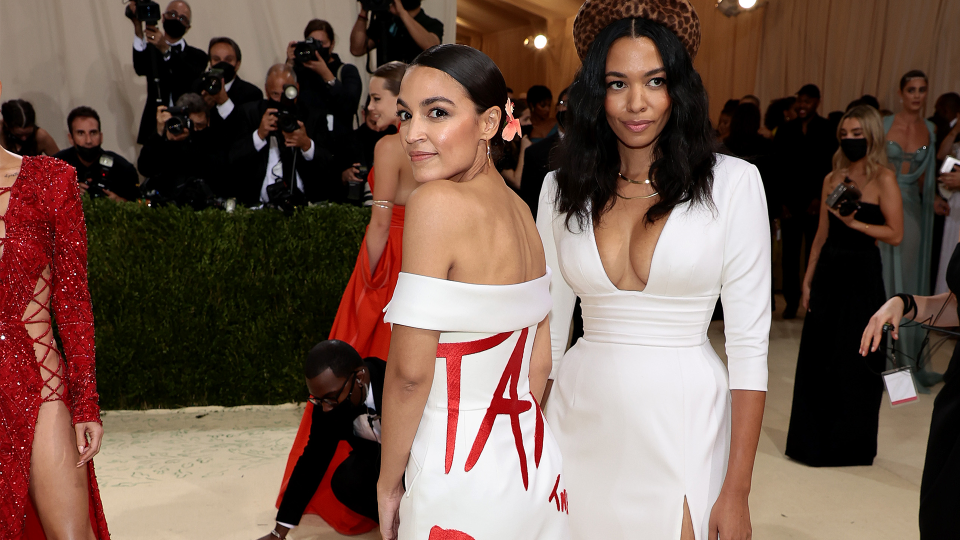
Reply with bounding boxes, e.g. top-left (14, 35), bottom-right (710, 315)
top-left (556, 110), bottom-right (566, 130)
top-left (163, 18), bottom-right (187, 40)
top-left (840, 138), bottom-right (868, 163)
top-left (211, 61), bottom-right (236, 83)
top-left (401, 0), bottom-right (421, 10)
top-left (76, 145), bottom-right (103, 163)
